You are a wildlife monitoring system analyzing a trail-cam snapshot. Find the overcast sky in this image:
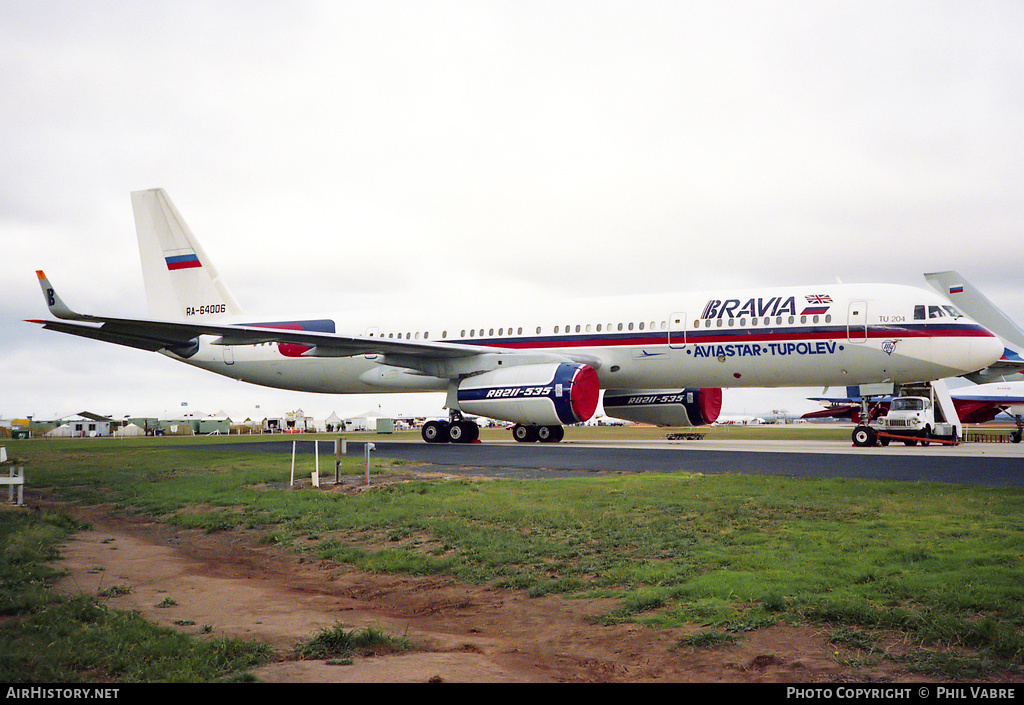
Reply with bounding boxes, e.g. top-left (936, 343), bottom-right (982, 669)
top-left (2, 1), bottom-right (1022, 423)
